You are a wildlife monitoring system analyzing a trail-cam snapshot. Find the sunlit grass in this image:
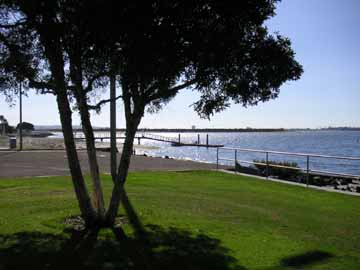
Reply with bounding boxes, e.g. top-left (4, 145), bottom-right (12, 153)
top-left (0, 171), bottom-right (359, 269)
